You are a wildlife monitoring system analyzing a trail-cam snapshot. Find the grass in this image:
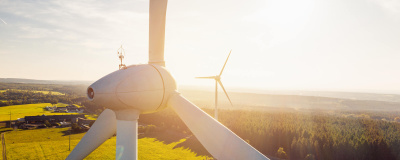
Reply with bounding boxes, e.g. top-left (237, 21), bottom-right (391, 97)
top-left (31, 90), bottom-right (64, 95)
top-left (85, 114), bottom-right (98, 120)
top-left (55, 103), bottom-right (68, 107)
top-left (0, 128), bottom-right (13, 132)
top-left (72, 104), bottom-right (83, 108)
top-left (0, 146), bottom-right (1, 159)
top-left (3, 128), bottom-right (209, 160)
top-left (0, 90), bottom-right (64, 95)
top-left (0, 103), bottom-right (79, 121)
top-left (4, 128), bottom-right (85, 160)
top-left (138, 138), bottom-right (207, 160)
